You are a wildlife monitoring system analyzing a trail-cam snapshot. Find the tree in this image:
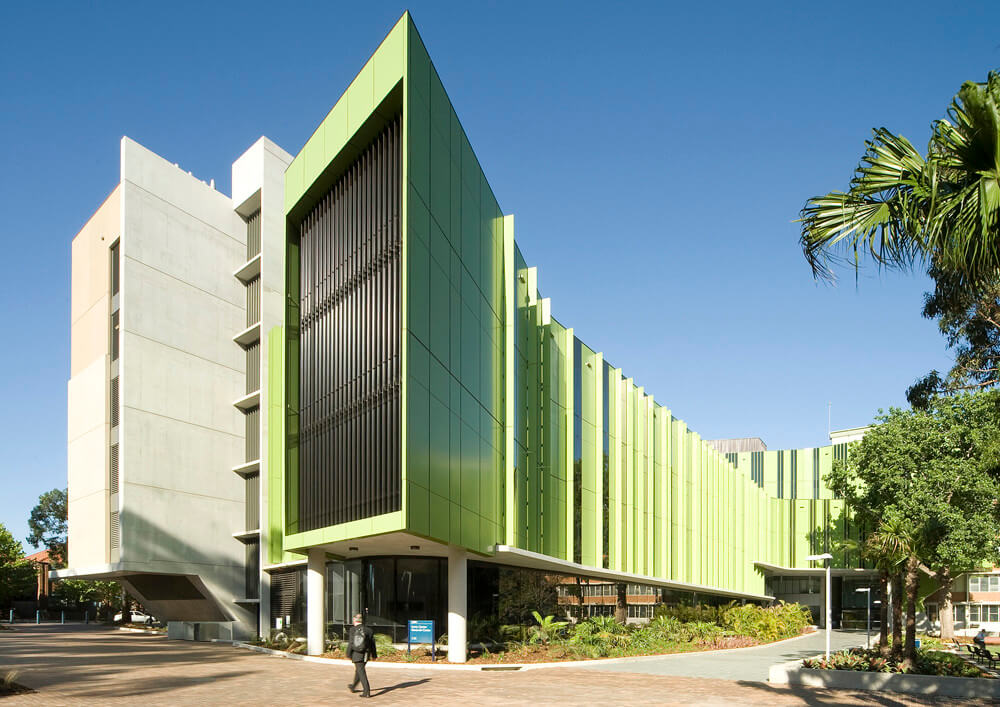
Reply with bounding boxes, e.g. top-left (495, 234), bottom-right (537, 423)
top-left (906, 270), bottom-right (1000, 407)
top-left (497, 568), bottom-right (559, 625)
top-left (615, 583), bottom-right (627, 624)
top-left (0, 523), bottom-right (36, 607)
top-left (799, 71), bottom-right (1000, 290)
top-left (826, 393), bottom-right (1000, 662)
top-left (26, 488), bottom-right (67, 567)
